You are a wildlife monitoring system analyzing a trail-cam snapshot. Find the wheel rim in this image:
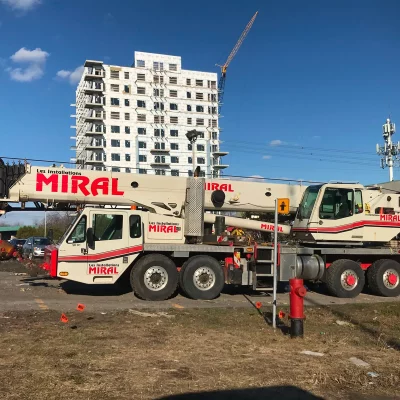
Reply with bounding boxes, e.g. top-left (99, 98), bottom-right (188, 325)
top-left (193, 267), bottom-right (216, 291)
top-left (383, 269), bottom-right (399, 289)
top-left (340, 269), bottom-right (358, 291)
top-left (144, 266), bottom-right (168, 291)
